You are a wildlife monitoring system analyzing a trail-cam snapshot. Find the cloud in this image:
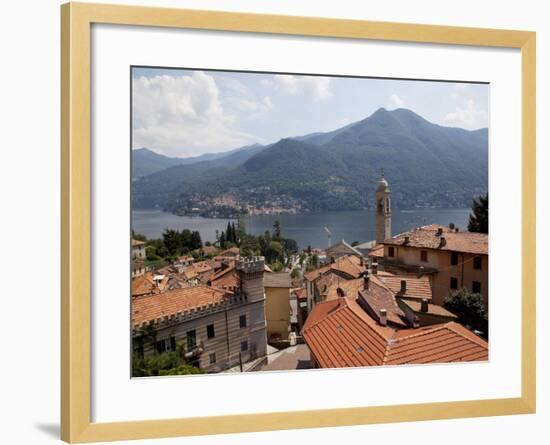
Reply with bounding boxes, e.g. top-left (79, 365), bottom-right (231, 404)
top-left (267, 74), bottom-right (333, 101)
top-left (444, 99), bottom-right (488, 129)
top-left (451, 83), bottom-right (468, 98)
top-left (388, 94), bottom-right (406, 109)
top-left (132, 72), bottom-right (264, 156)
